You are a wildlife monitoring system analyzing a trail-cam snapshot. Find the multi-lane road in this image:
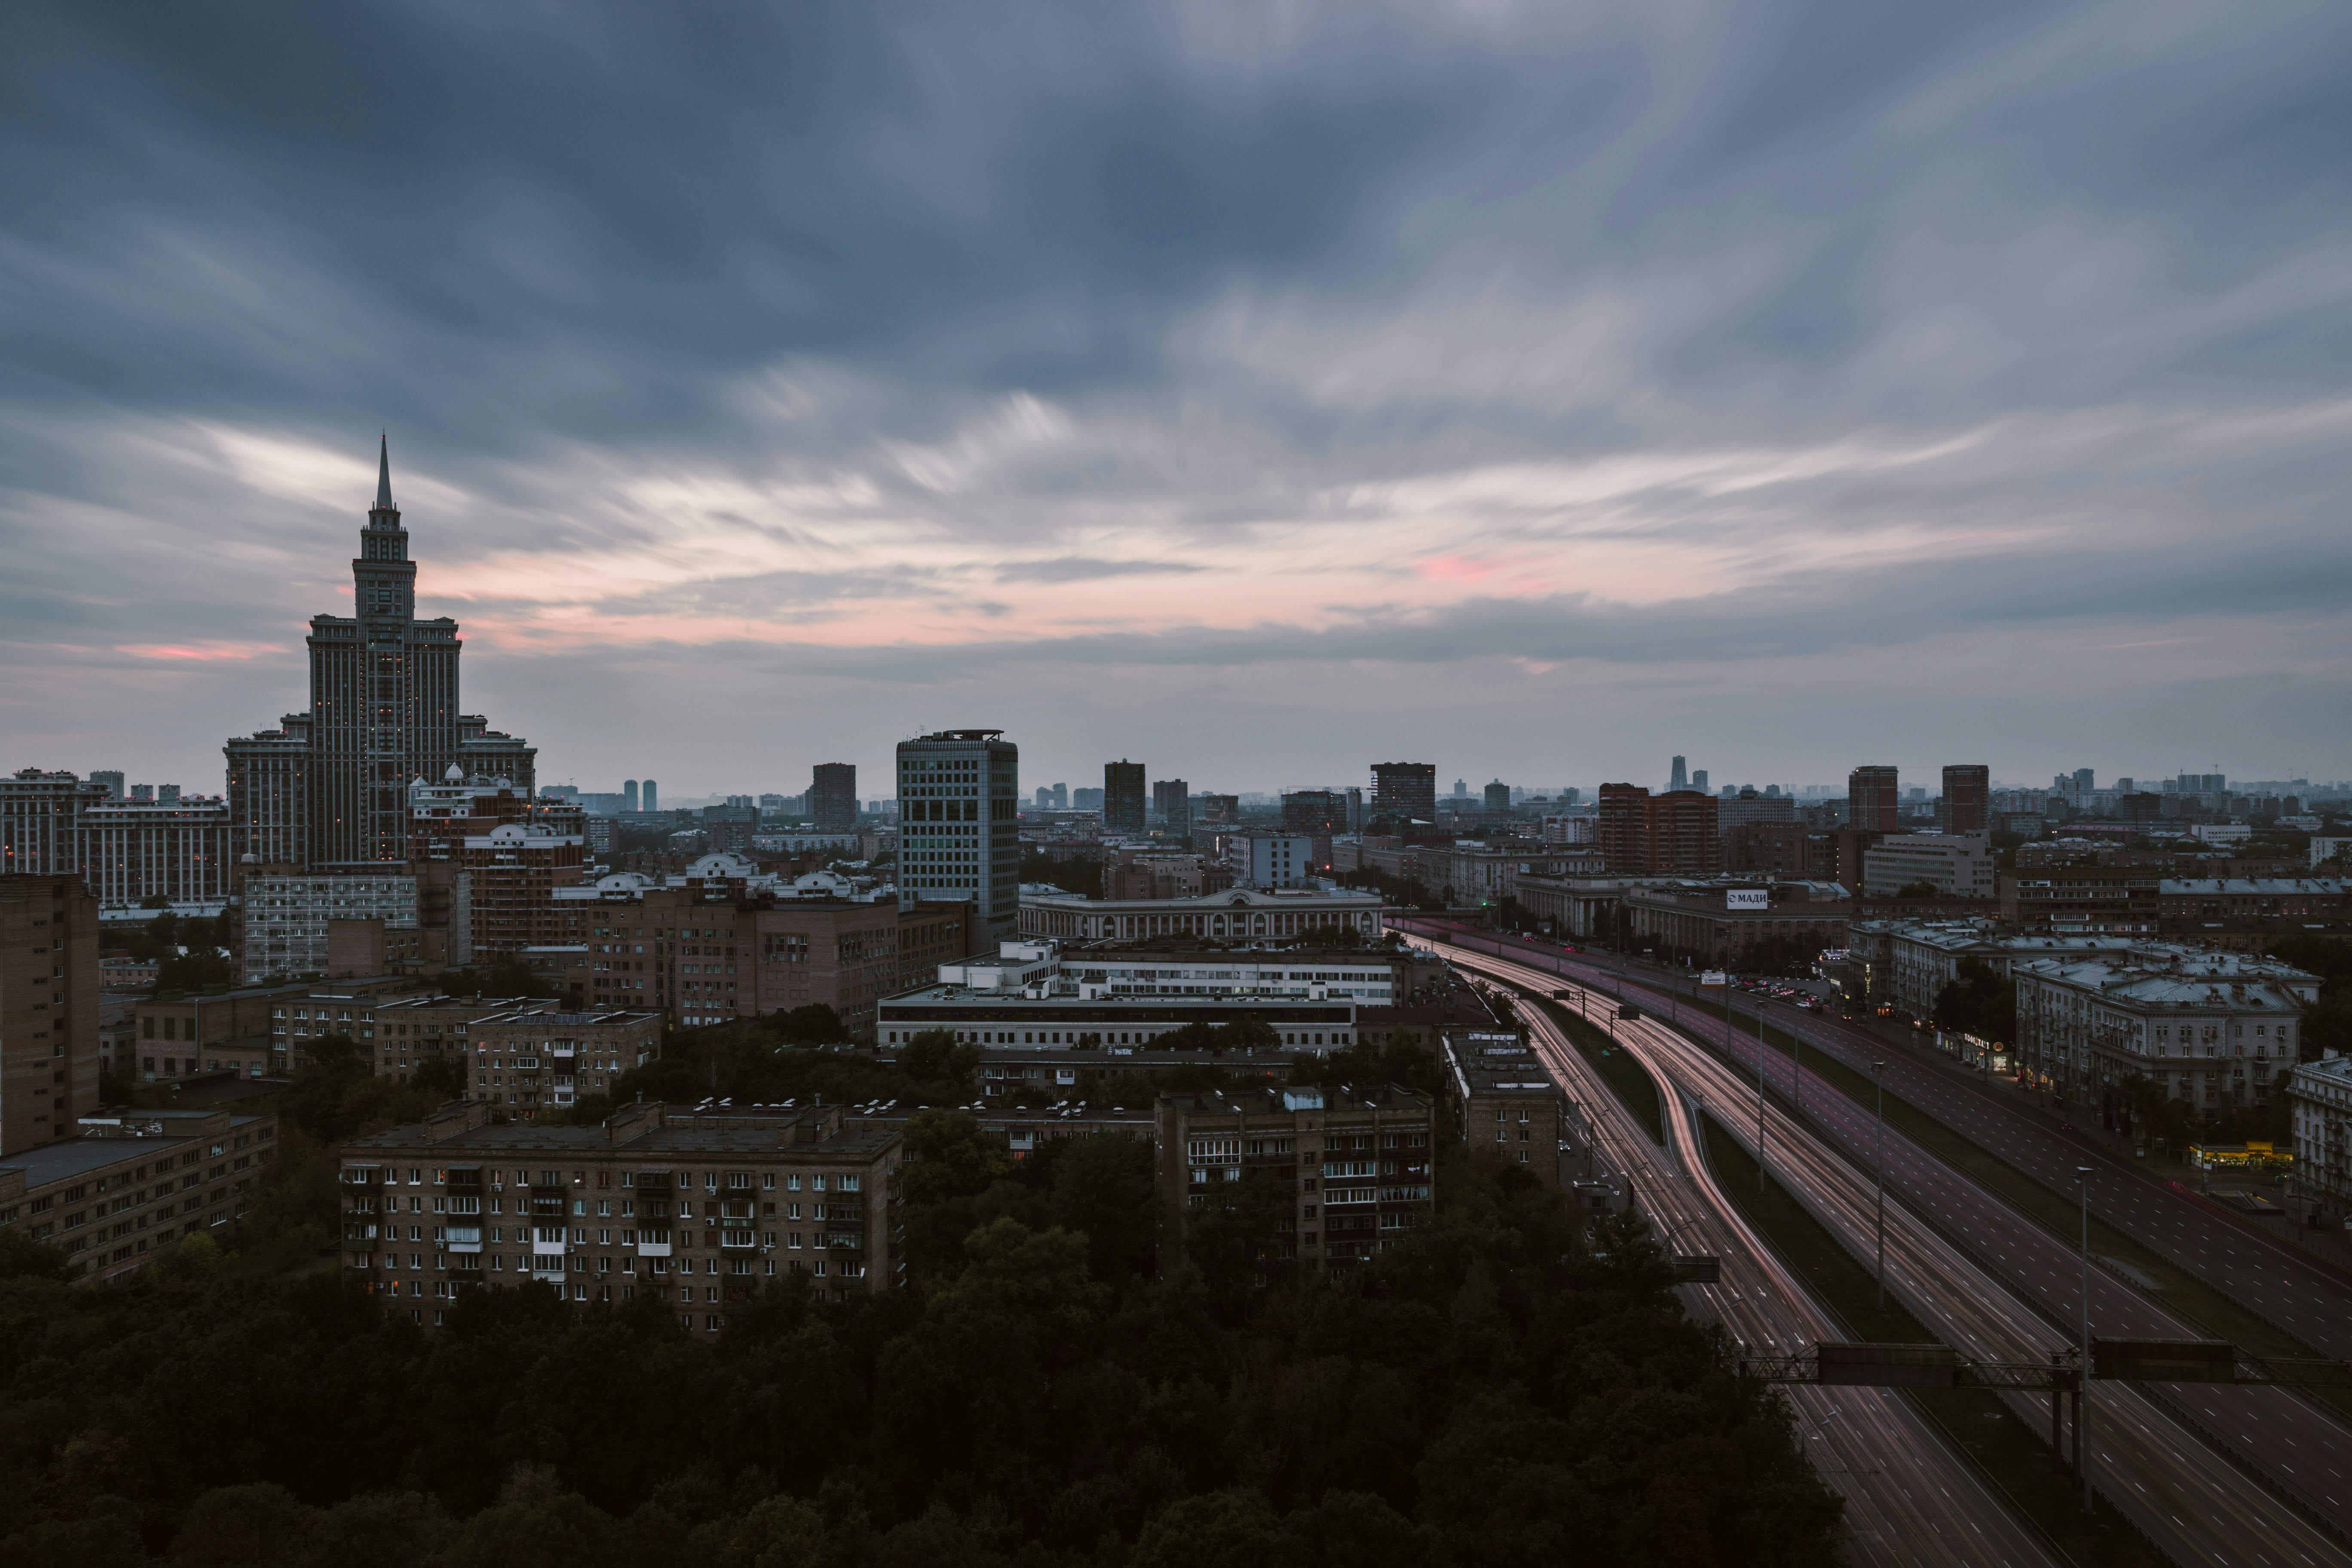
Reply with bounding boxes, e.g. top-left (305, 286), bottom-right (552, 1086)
top-left (1413, 919), bottom-right (2352, 1355)
top-left (1404, 922), bottom-right (2352, 1568)
top-left (1493, 945), bottom-right (2068, 1565)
